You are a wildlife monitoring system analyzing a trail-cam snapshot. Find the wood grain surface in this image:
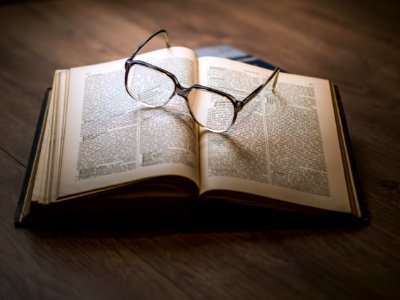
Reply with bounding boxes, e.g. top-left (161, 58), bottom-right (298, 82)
top-left (0, 0), bottom-right (399, 299)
